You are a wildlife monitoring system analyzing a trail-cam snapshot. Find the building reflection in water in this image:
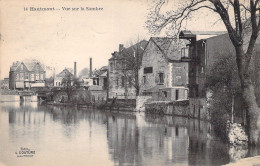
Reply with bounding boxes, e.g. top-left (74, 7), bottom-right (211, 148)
top-left (3, 103), bottom-right (260, 166)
